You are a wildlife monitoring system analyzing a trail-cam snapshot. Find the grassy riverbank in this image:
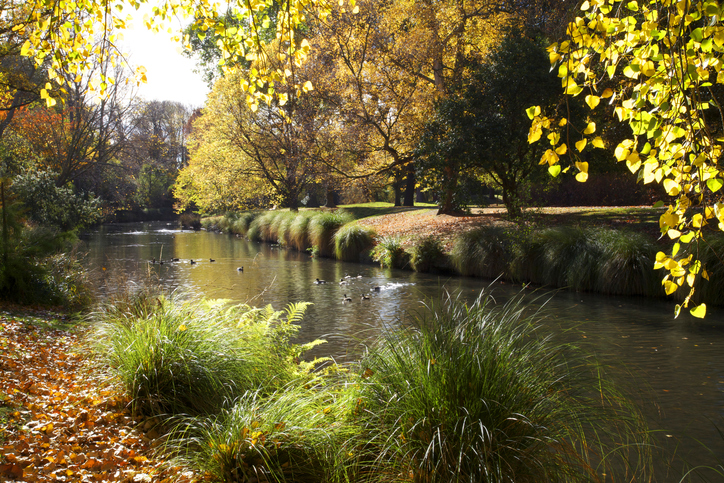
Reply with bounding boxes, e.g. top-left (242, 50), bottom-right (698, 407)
top-left (87, 291), bottom-right (652, 482)
top-left (201, 204), bottom-right (724, 305)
